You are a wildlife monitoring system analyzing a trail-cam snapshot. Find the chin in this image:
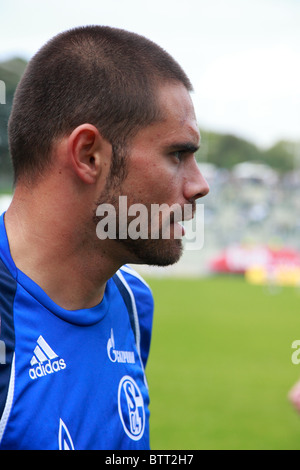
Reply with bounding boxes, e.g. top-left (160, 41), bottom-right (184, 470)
top-left (120, 237), bottom-right (183, 267)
